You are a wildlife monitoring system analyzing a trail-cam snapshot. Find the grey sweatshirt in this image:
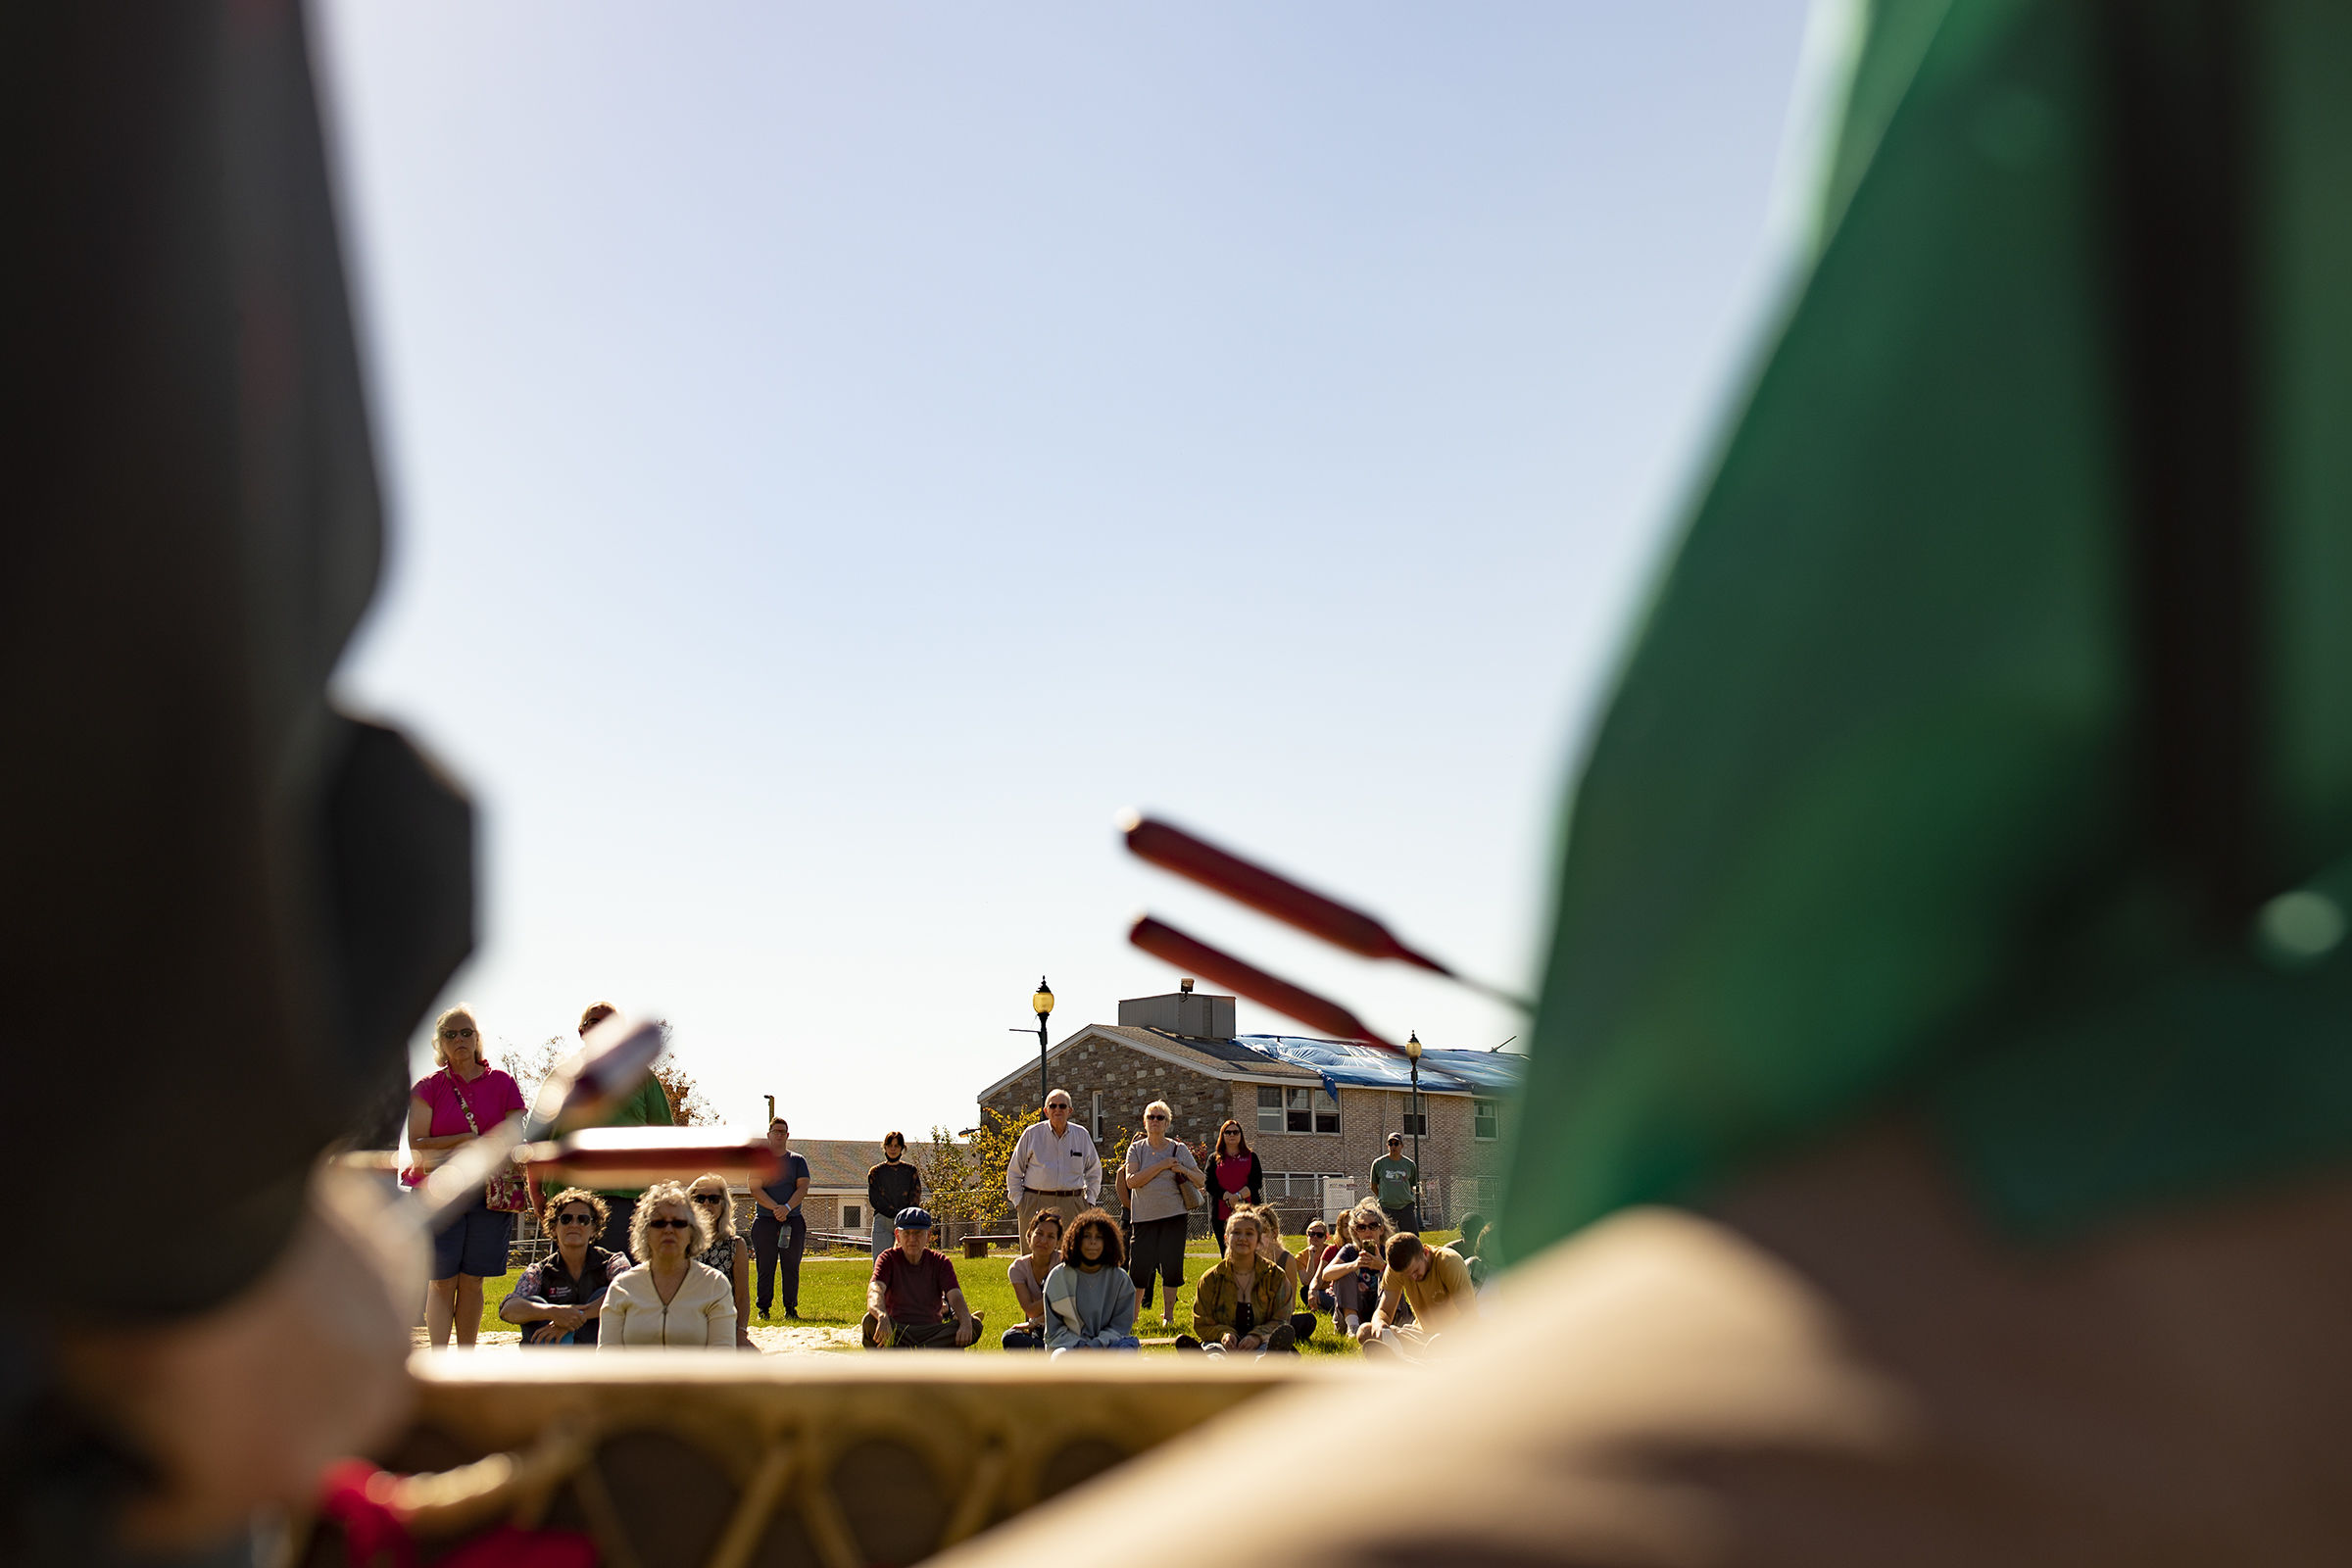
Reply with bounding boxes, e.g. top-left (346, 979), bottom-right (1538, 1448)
top-left (1043, 1260), bottom-right (1138, 1349)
